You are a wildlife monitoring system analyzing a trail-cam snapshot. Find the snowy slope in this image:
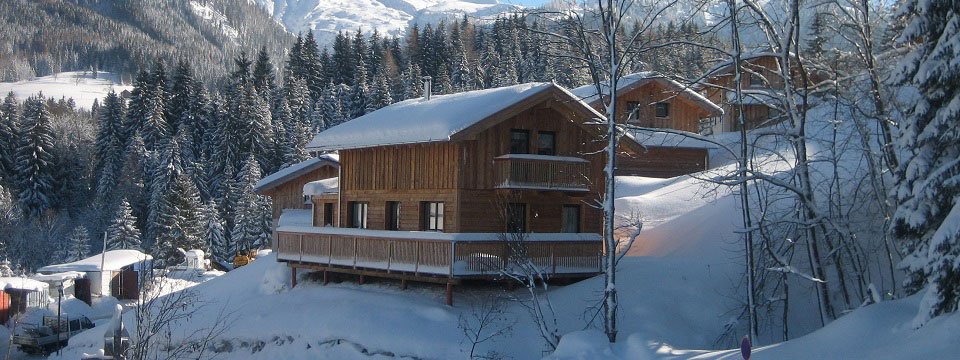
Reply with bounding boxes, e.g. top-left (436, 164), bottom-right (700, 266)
top-left (0, 71), bottom-right (132, 110)
top-left (253, 0), bottom-right (520, 45)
